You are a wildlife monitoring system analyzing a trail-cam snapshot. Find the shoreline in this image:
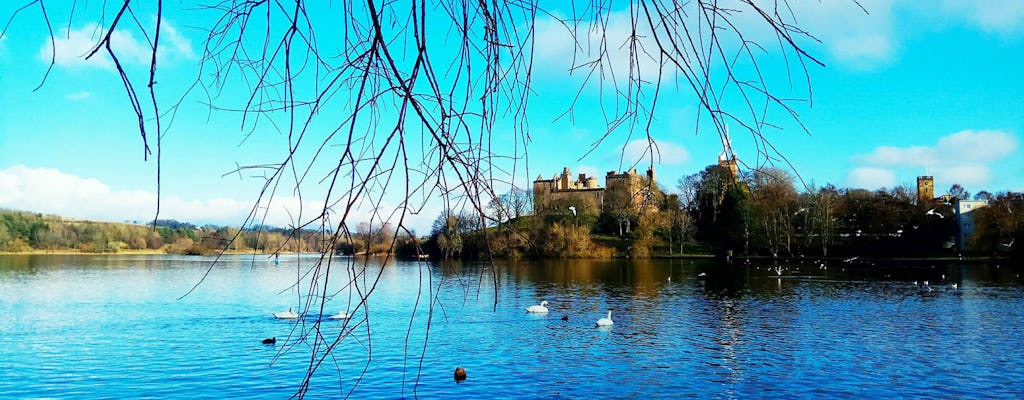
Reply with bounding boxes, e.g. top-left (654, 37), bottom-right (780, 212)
top-left (0, 249), bottom-right (286, 256)
top-left (0, 251), bottom-right (1012, 264)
